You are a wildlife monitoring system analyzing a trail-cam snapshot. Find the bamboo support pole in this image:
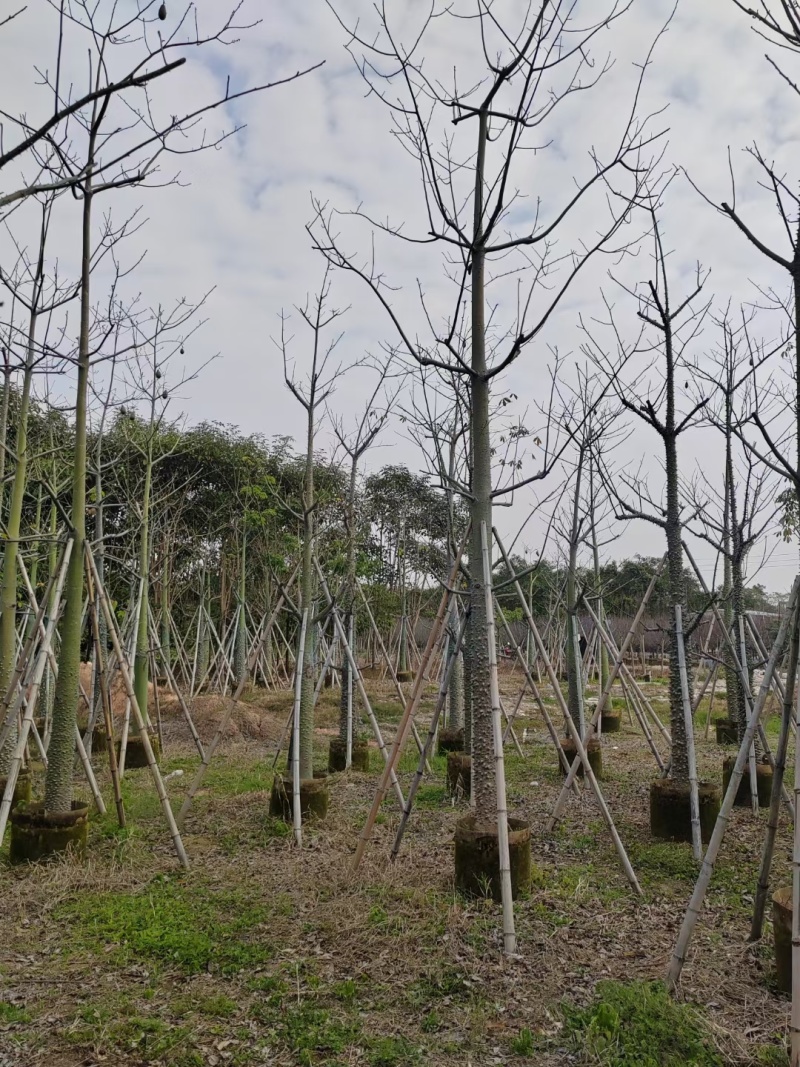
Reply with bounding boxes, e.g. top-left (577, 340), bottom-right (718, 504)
top-left (351, 541), bottom-right (466, 872)
top-left (355, 579), bottom-right (431, 767)
top-left (493, 530), bottom-right (642, 895)
top-left (390, 611), bottom-right (469, 862)
top-left (86, 544), bottom-right (189, 869)
top-left (750, 595), bottom-right (800, 941)
top-left (665, 575), bottom-right (800, 991)
top-left (482, 523), bottom-right (516, 954)
top-left (495, 601), bottom-right (578, 783)
top-left (178, 591), bottom-right (290, 827)
top-left (313, 560), bottom-right (409, 806)
top-left (86, 560), bottom-right (125, 828)
top-left (675, 605), bottom-right (701, 861)
top-left (0, 539), bottom-right (73, 846)
top-left (149, 607), bottom-right (205, 760)
top-left (547, 557), bottom-right (668, 828)
top-left (738, 615), bottom-right (760, 814)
